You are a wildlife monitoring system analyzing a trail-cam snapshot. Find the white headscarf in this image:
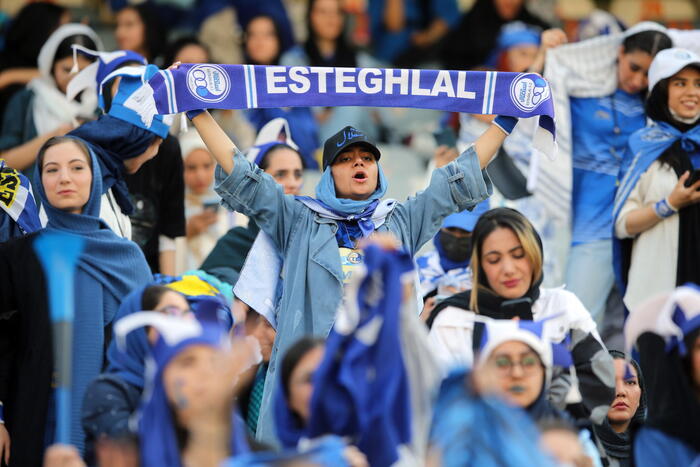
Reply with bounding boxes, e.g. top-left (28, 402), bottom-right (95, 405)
top-left (27, 23), bottom-right (103, 135)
